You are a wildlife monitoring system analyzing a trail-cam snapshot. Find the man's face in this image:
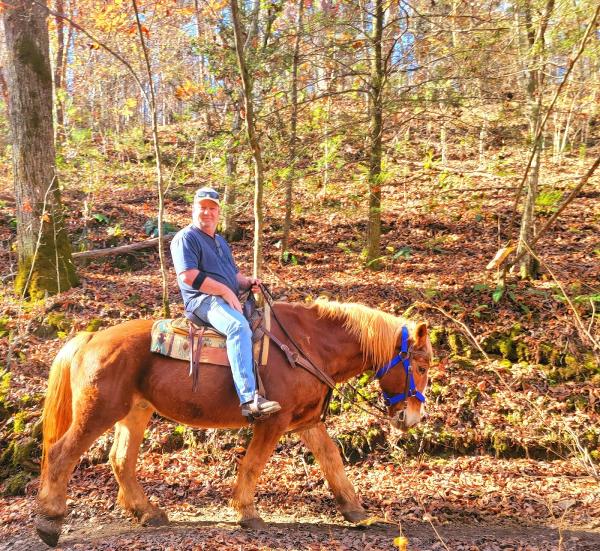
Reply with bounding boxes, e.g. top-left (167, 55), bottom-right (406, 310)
top-left (193, 199), bottom-right (220, 235)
